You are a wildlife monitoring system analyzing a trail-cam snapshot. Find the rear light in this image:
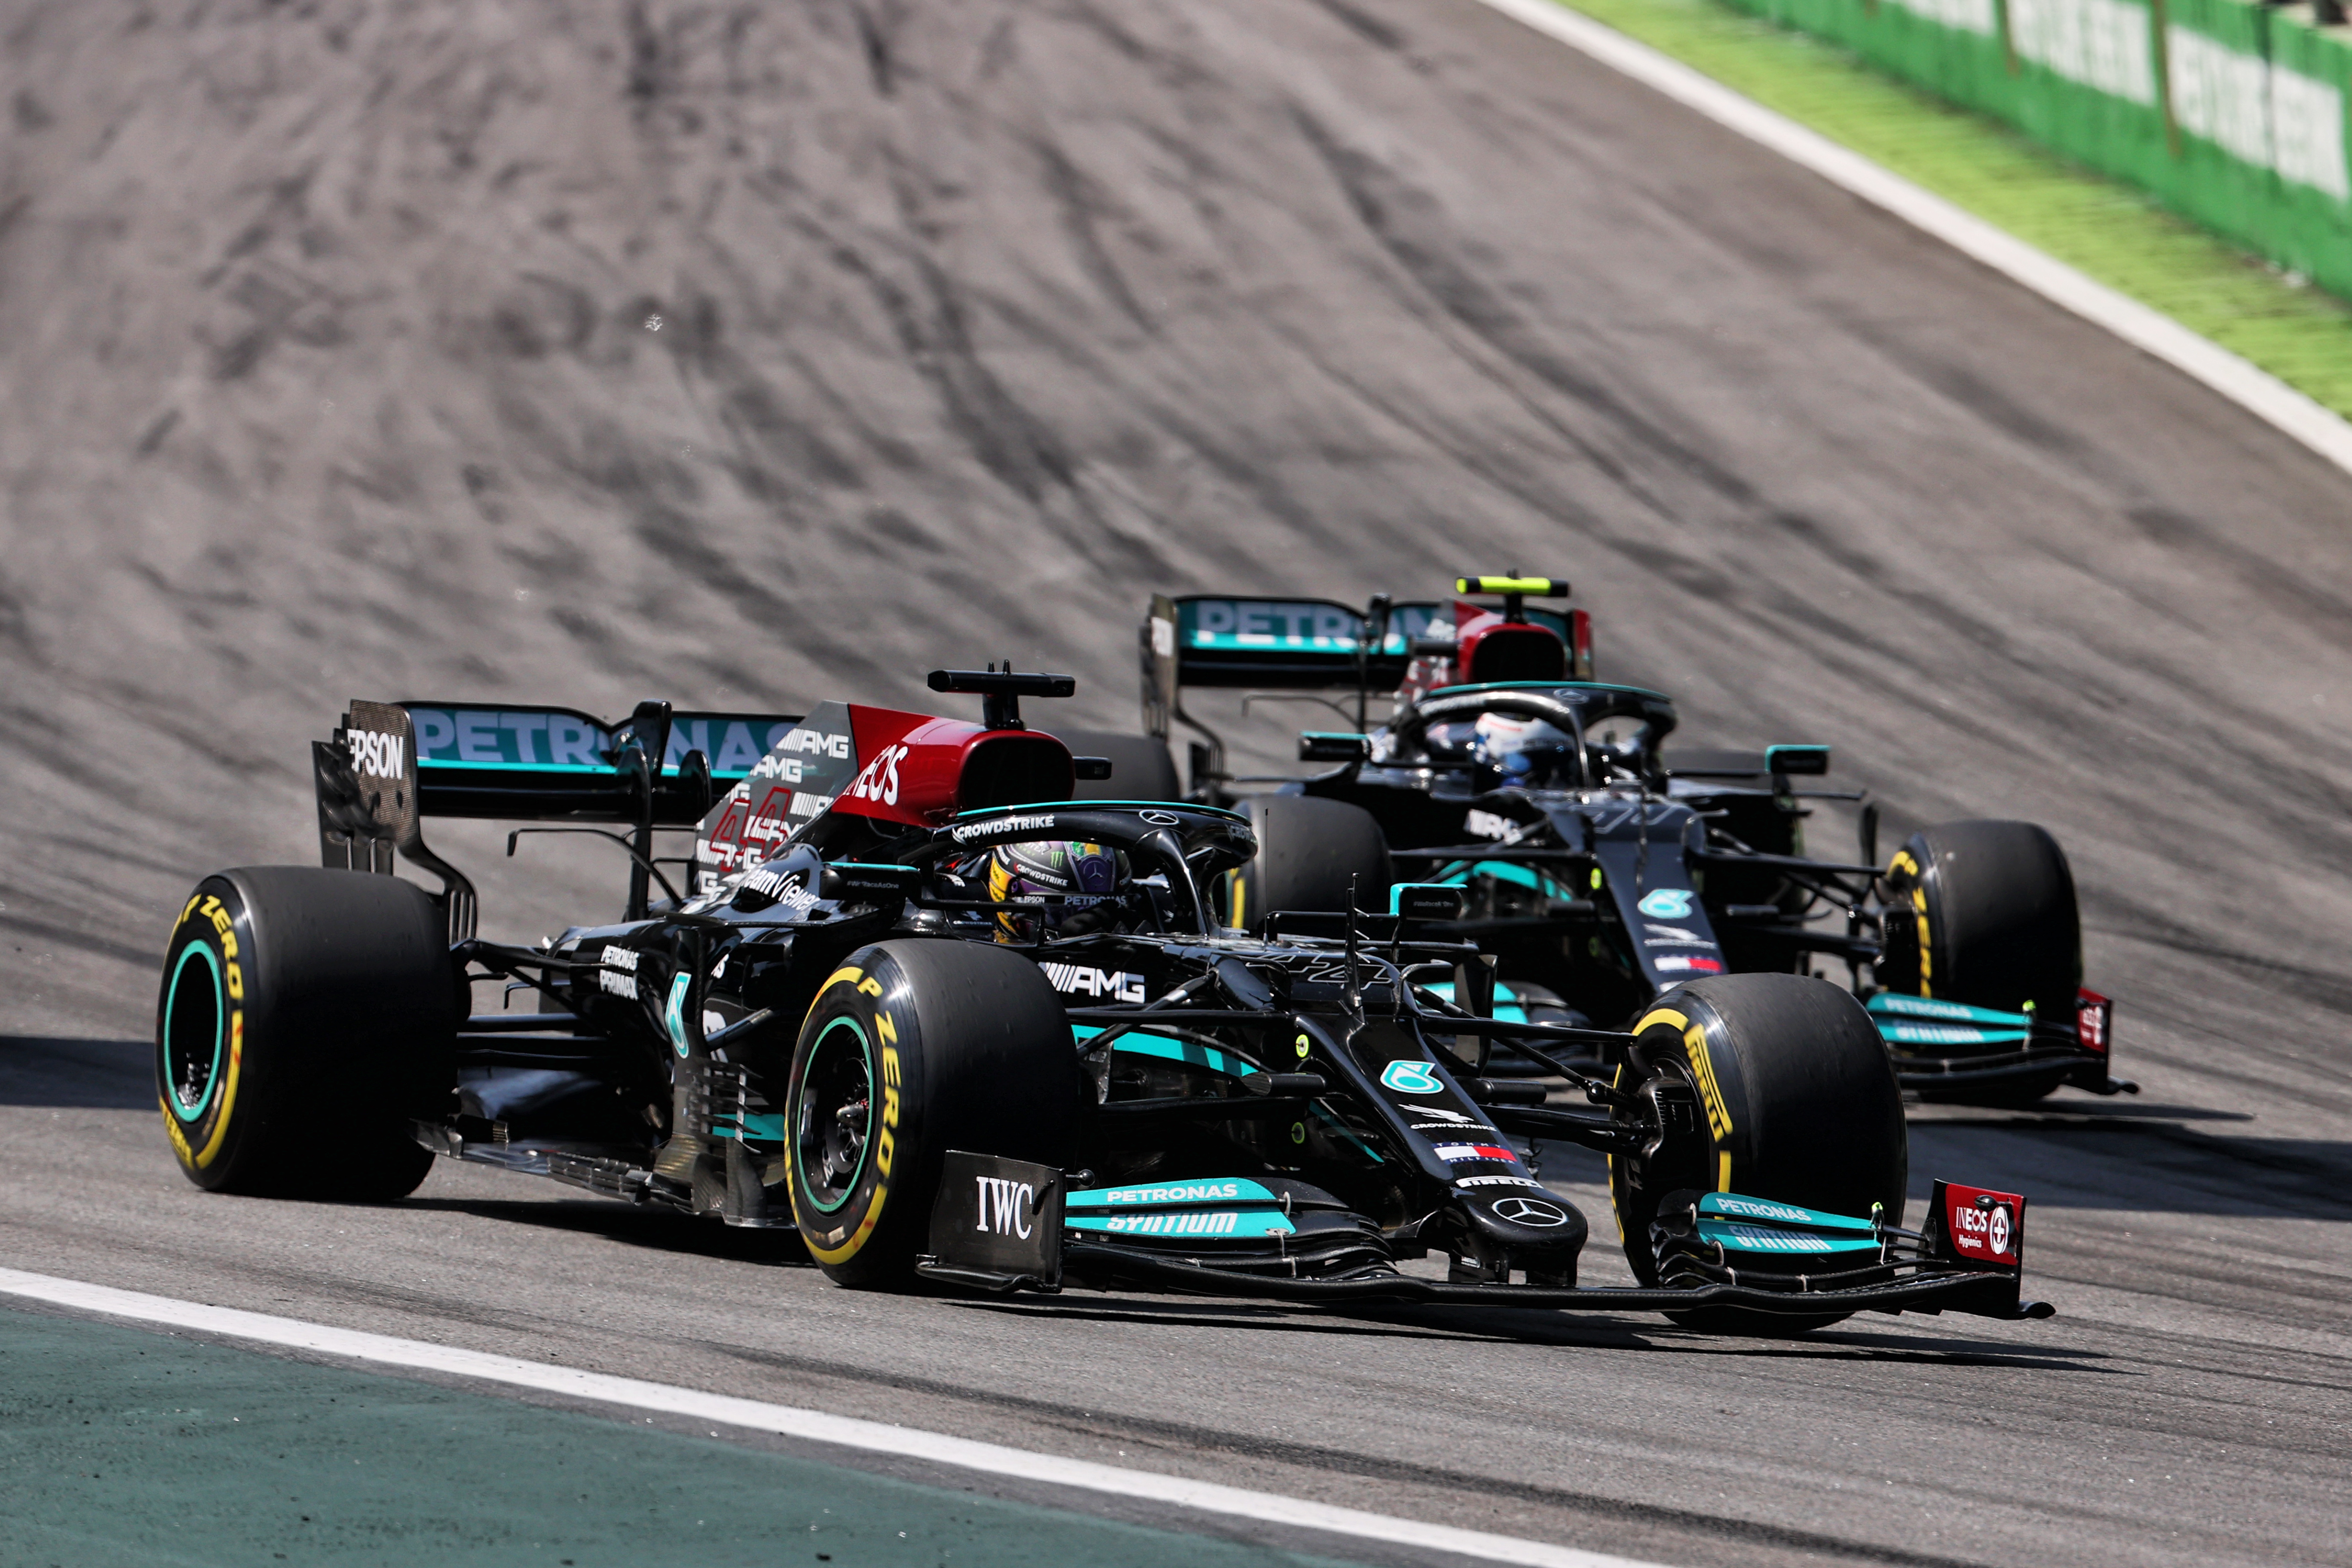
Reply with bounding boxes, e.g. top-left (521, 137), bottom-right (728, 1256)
top-left (2075, 988), bottom-right (2113, 1057)
top-left (1570, 609), bottom-right (1594, 680)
